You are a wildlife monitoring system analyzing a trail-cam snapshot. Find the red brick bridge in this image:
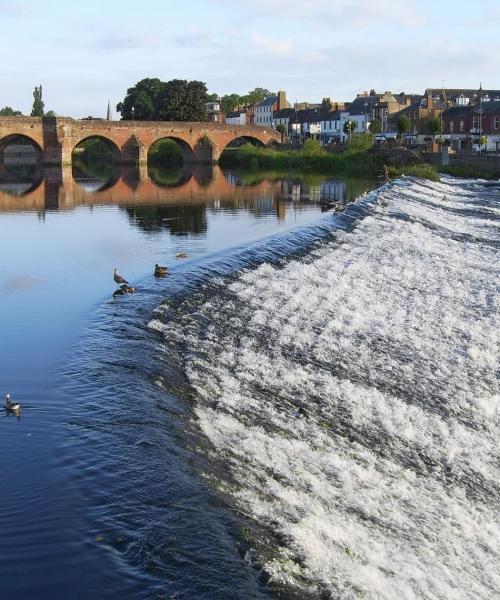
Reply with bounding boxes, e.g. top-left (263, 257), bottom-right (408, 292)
top-left (0, 117), bottom-right (279, 165)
